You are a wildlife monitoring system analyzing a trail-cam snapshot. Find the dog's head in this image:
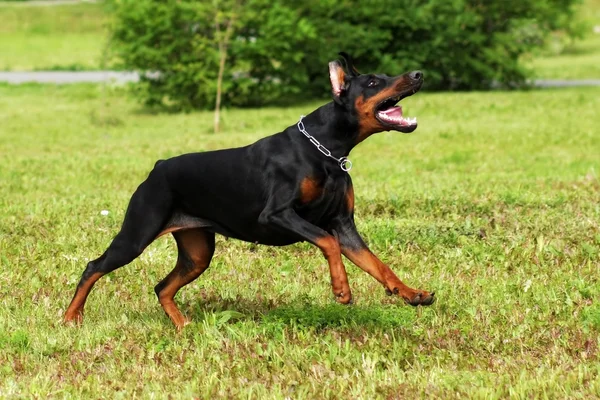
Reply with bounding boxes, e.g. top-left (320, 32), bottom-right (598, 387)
top-left (329, 52), bottom-right (423, 142)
